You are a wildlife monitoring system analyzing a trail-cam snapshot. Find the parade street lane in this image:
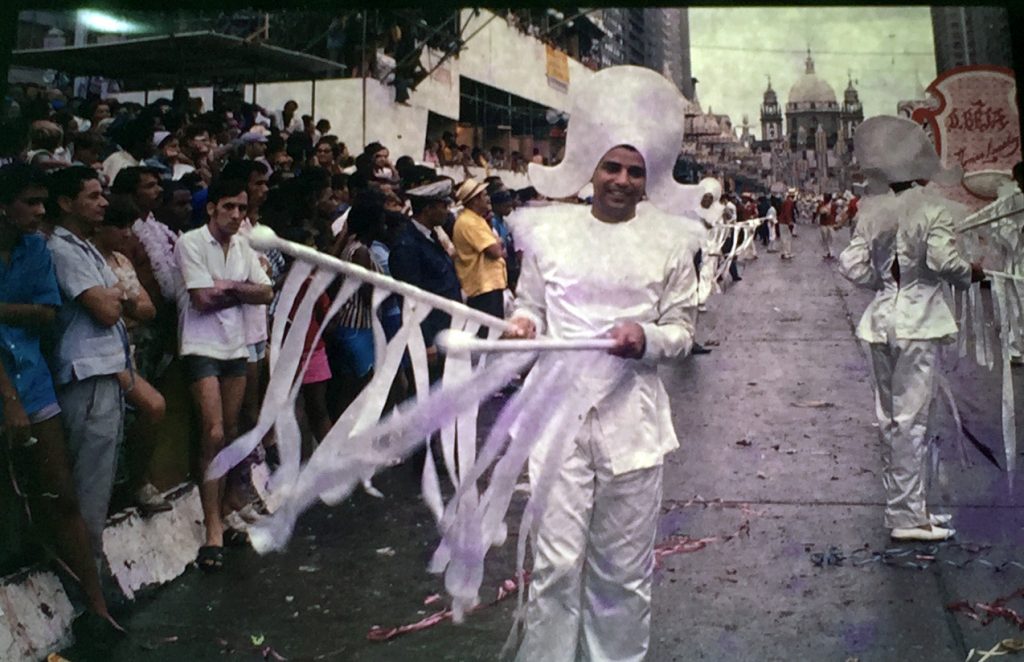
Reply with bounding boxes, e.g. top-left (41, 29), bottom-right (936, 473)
top-left (64, 225), bottom-right (1023, 661)
top-left (652, 227), bottom-right (1024, 662)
